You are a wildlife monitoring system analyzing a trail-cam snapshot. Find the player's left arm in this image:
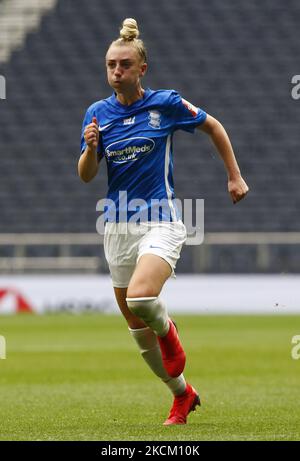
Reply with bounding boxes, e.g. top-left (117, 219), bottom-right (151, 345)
top-left (197, 114), bottom-right (249, 204)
